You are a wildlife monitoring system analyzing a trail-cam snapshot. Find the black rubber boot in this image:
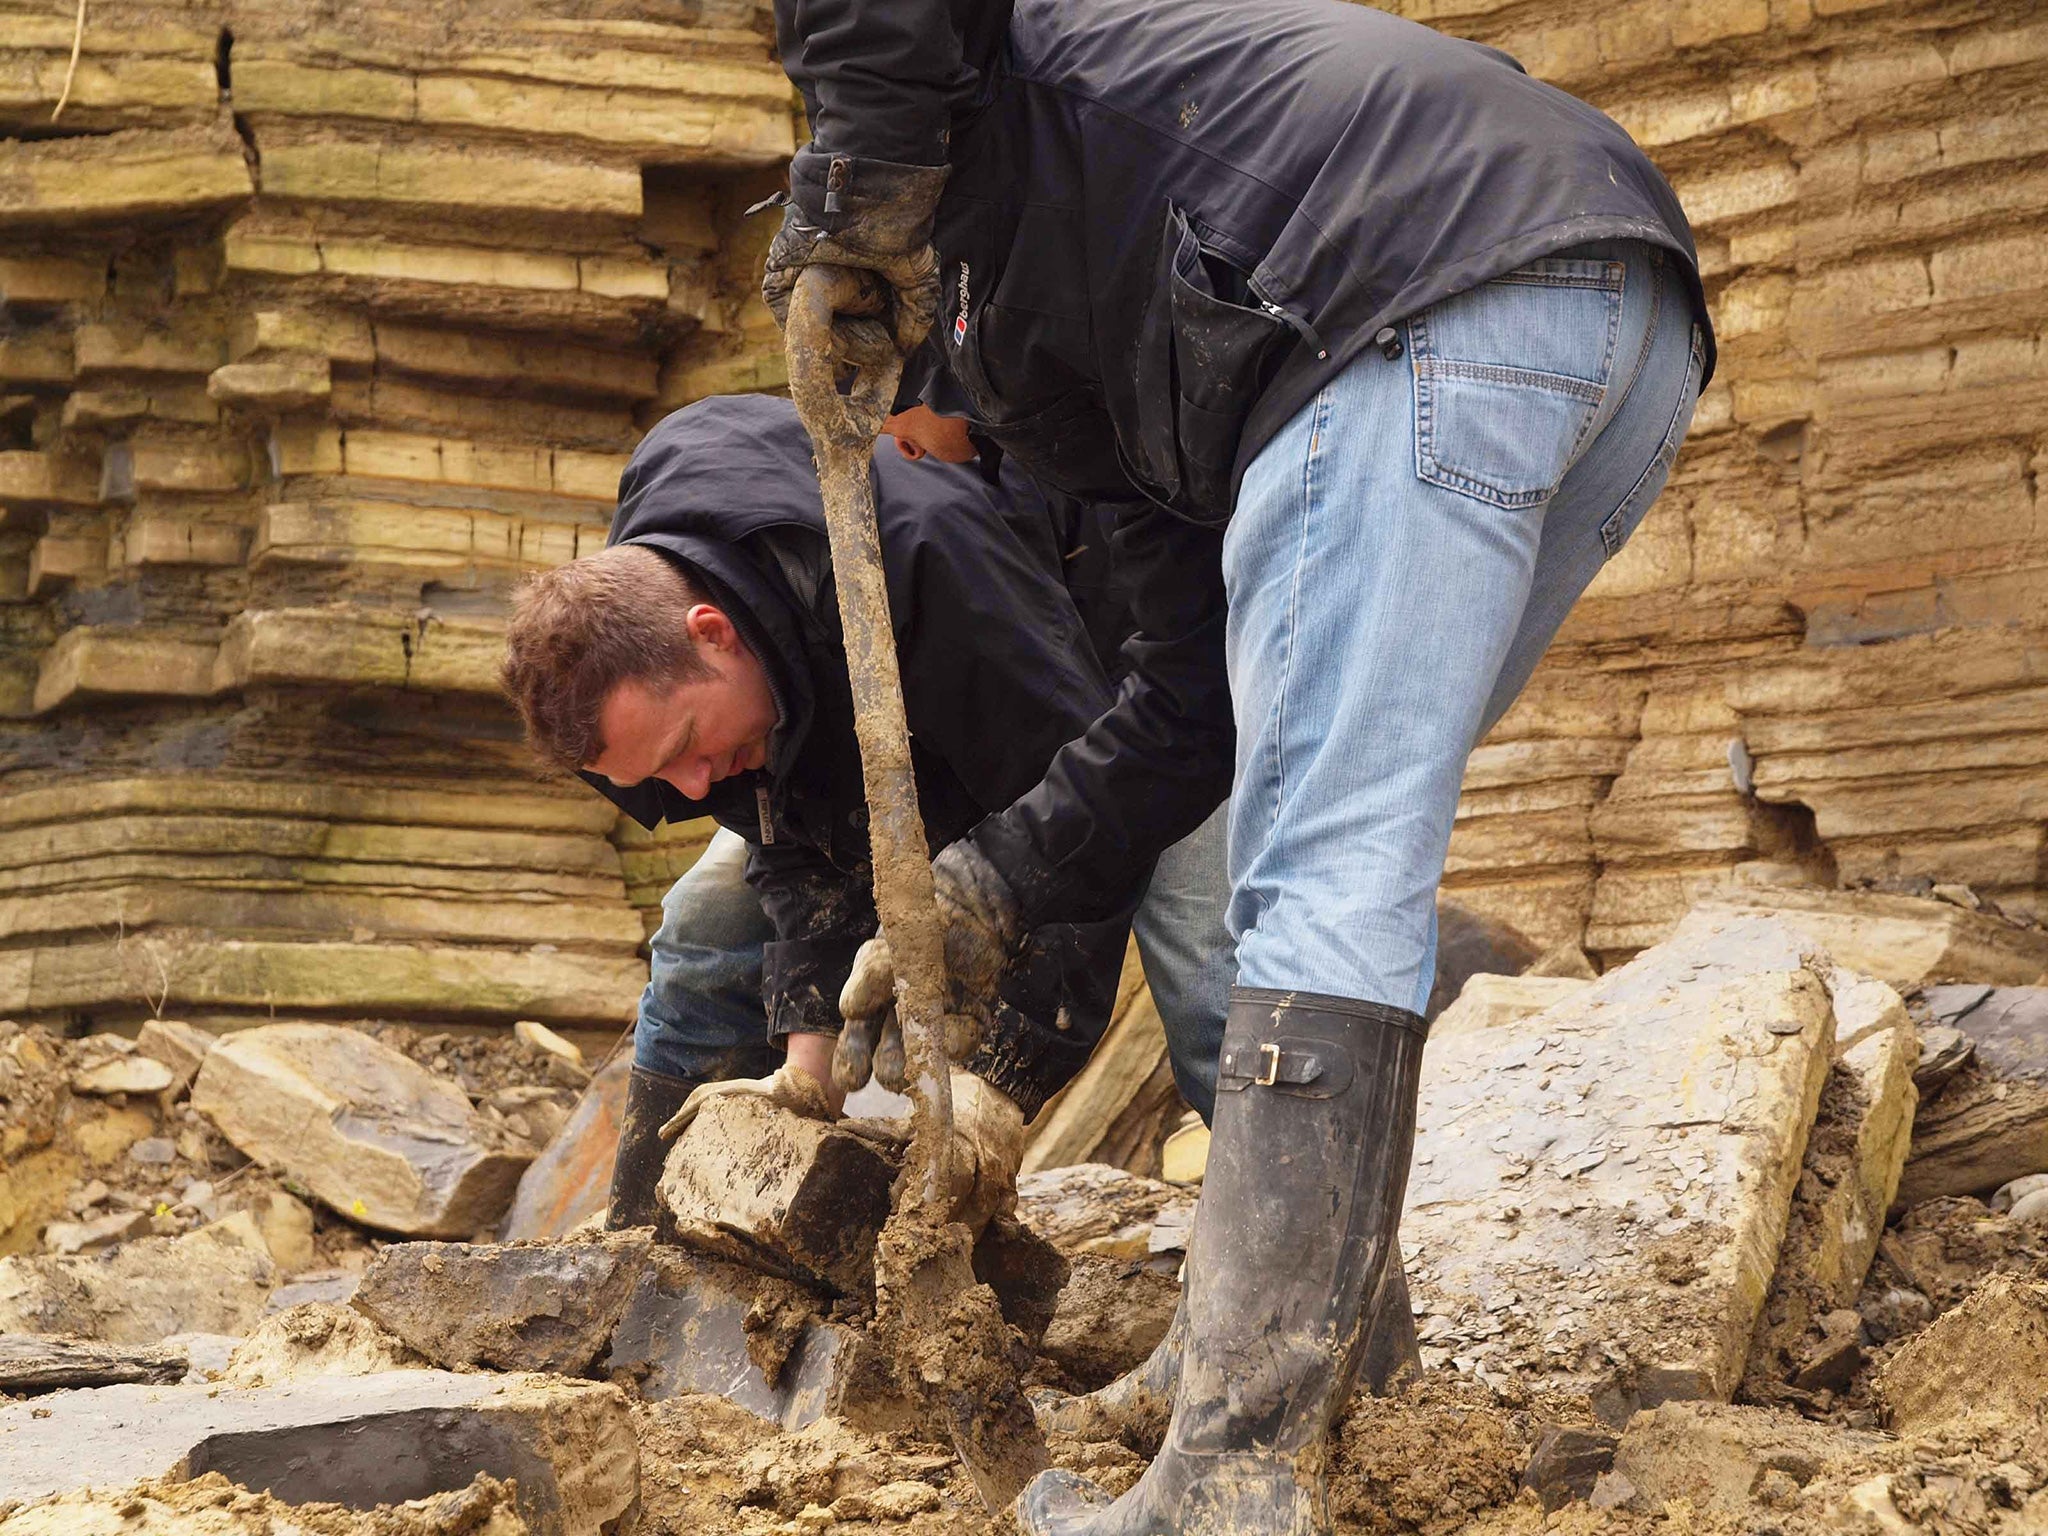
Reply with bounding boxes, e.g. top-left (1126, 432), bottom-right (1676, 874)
top-left (605, 1066), bottom-right (702, 1230)
top-left (1020, 988), bottom-right (1428, 1536)
top-left (1036, 1251), bottom-right (1420, 1454)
